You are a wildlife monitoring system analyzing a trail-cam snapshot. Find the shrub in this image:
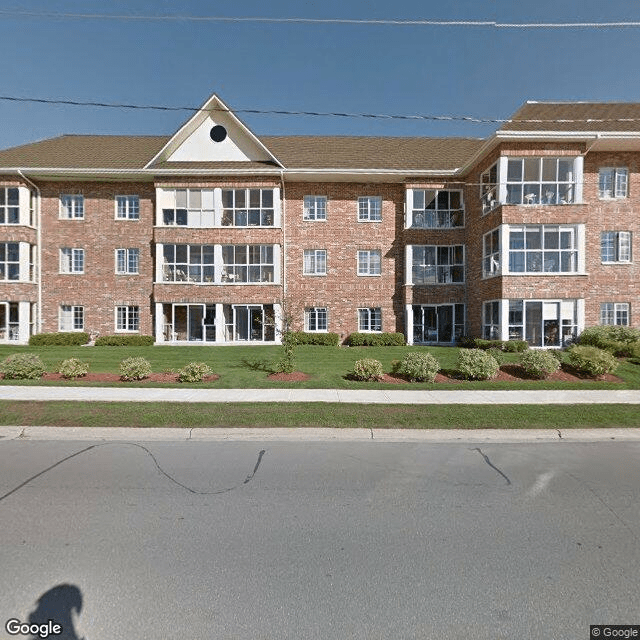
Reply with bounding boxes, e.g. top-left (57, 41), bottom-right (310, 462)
top-left (487, 347), bottom-right (506, 365)
top-left (95, 335), bottom-right (155, 346)
top-left (0, 353), bottom-right (46, 379)
top-left (346, 332), bottom-right (405, 347)
top-left (177, 362), bottom-right (212, 383)
top-left (503, 340), bottom-right (529, 353)
top-left (473, 338), bottom-right (505, 351)
top-left (29, 332), bottom-right (89, 346)
top-left (567, 346), bottom-right (619, 377)
top-left (520, 350), bottom-right (561, 379)
top-left (397, 351), bottom-right (440, 382)
top-left (289, 332), bottom-right (340, 346)
top-left (578, 326), bottom-right (640, 355)
top-left (275, 329), bottom-right (297, 373)
top-left (352, 358), bottom-right (384, 381)
top-left (456, 349), bottom-right (499, 380)
top-left (58, 358), bottom-right (89, 380)
top-left (119, 356), bottom-right (152, 381)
